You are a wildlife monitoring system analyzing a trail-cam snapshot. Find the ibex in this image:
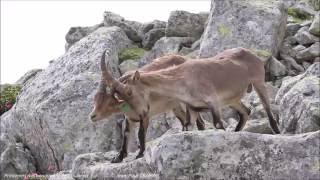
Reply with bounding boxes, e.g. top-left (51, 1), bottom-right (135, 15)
top-left (103, 47), bottom-right (281, 160)
top-left (90, 53), bottom-right (208, 163)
